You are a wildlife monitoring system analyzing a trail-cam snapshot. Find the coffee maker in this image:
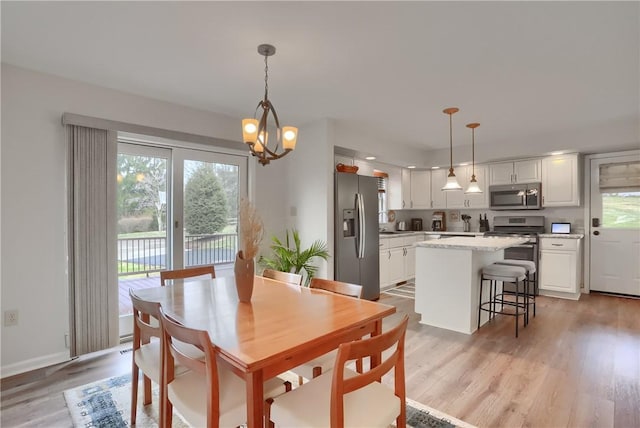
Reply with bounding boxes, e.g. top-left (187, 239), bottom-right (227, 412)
top-left (431, 212), bottom-right (446, 231)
